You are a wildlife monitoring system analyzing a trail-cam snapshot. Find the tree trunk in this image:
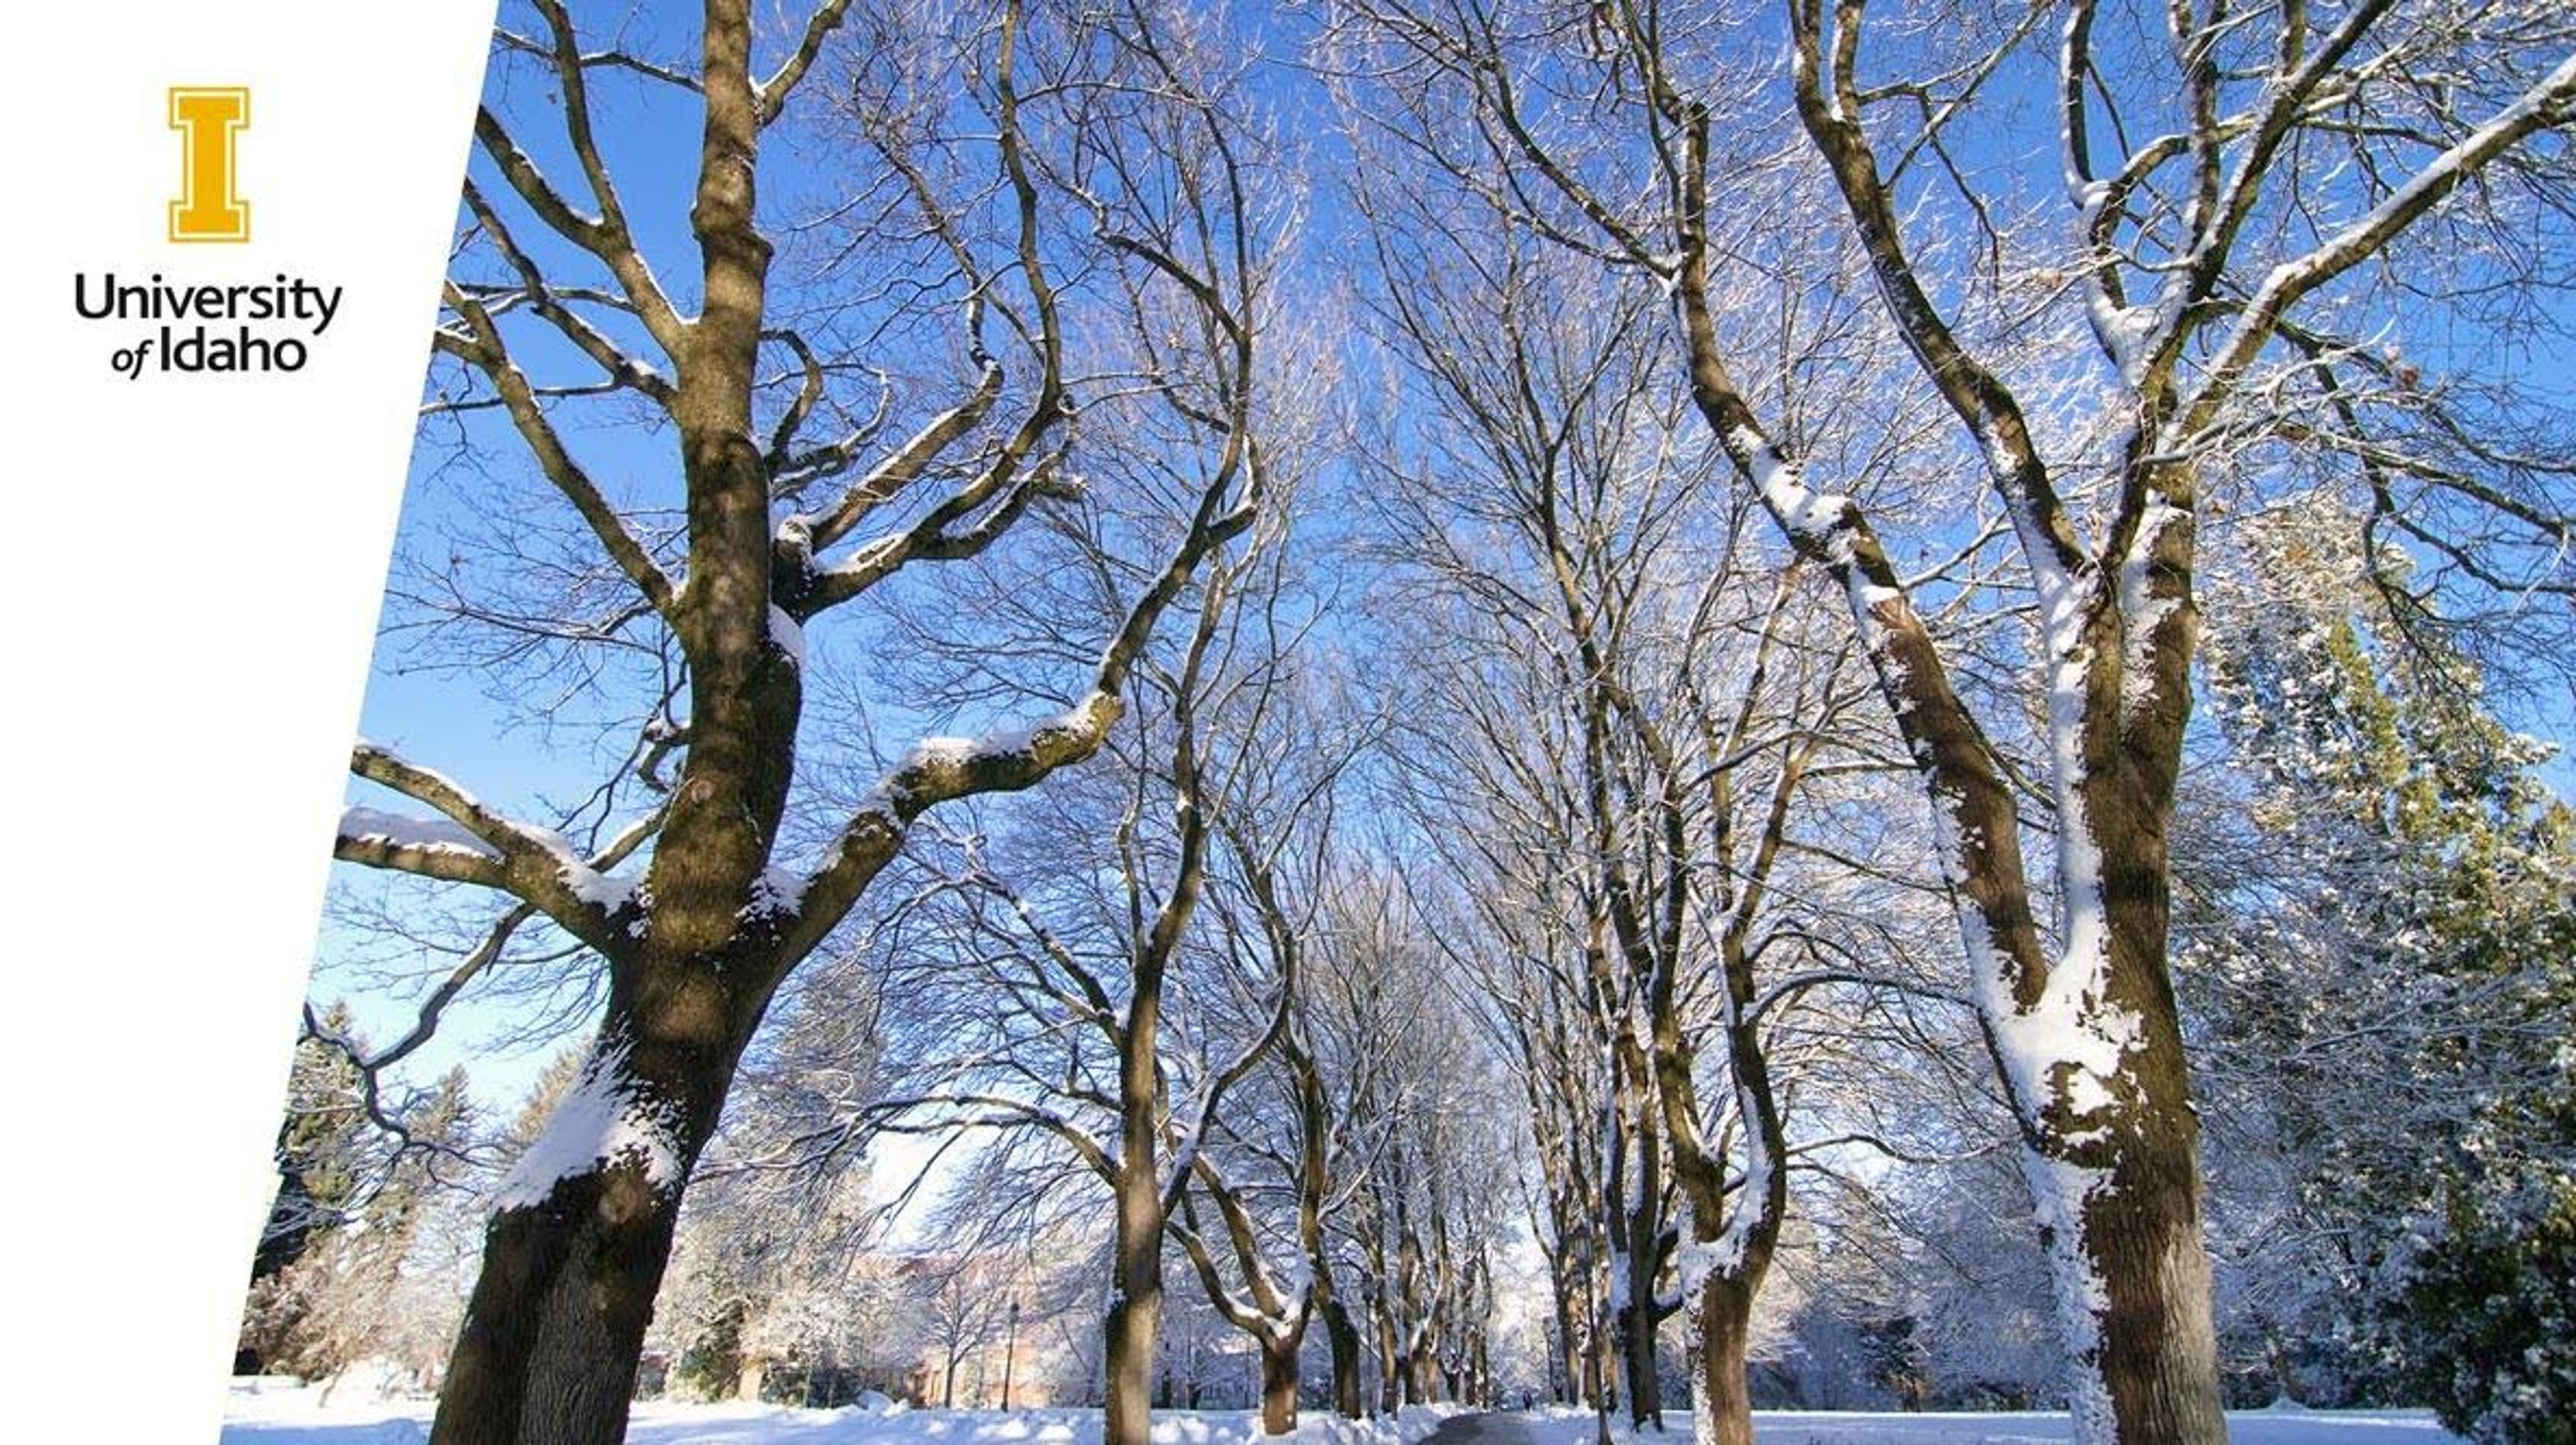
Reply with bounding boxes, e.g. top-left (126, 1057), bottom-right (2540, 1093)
top-left (1620, 1287), bottom-right (1662, 1428)
top-left (2037, 685), bottom-right (2224, 1445)
top-left (1258, 1338), bottom-right (1299, 1435)
top-left (1103, 1172), bottom-right (1163, 1445)
top-left (2068, 1130), bottom-right (2222, 1445)
top-left (1592, 1299), bottom-right (1619, 1414)
top-left (1322, 1299), bottom-right (1364, 1417)
top-left (1104, 990), bottom-right (1166, 1445)
top-left (430, 981), bottom-right (745, 1445)
top-left (430, 1165), bottom-right (684, 1442)
top-left (1692, 1275), bottom-right (1756, 1445)
top-left (1376, 1305), bottom-right (1401, 1415)
top-left (1553, 1284), bottom-right (1580, 1404)
top-left (1615, 1095), bottom-right (1665, 1428)
top-left (2034, 830), bottom-right (2226, 1445)
top-left (2265, 1330), bottom-right (2300, 1407)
